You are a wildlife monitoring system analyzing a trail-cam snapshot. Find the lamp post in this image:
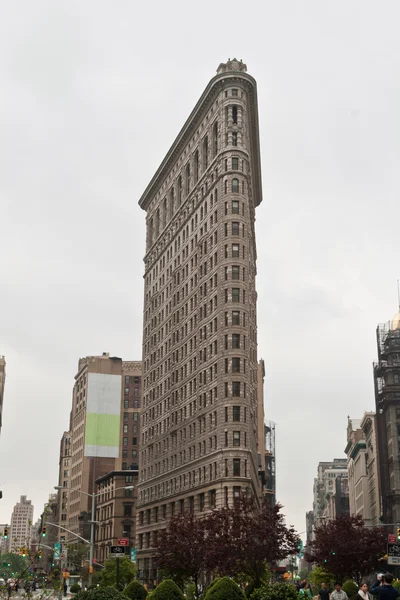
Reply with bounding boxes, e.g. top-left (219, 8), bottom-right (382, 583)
top-left (54, 485), bottom-right (133, 586)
